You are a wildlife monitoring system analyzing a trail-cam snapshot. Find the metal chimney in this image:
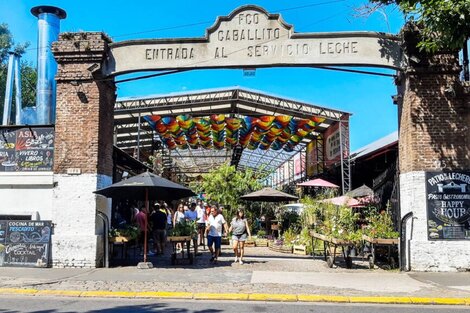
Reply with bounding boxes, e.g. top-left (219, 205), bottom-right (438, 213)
top-left (31, 5), bottom-right (66, 125)
top-left (2, 52), bottom-right (15, 125)
top-left (14, 52), bottom-right (22, 125)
